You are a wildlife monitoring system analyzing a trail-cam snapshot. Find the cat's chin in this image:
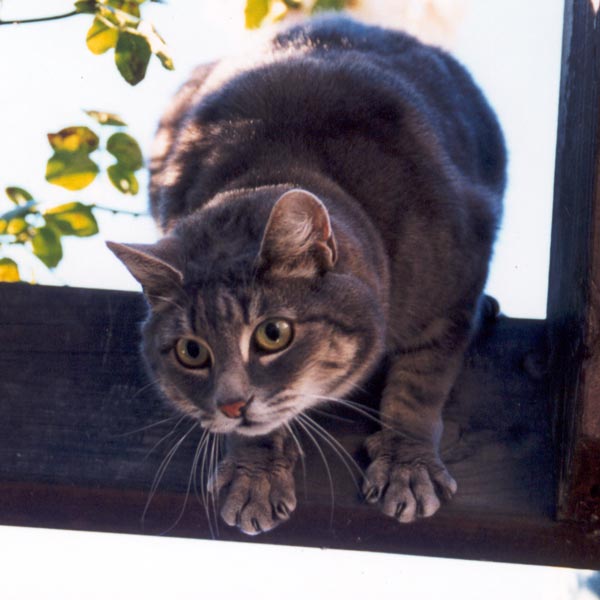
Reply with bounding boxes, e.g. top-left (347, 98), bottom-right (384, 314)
top-left (202, 418), bottom-right (281, 437)
top-left (234, 422), bottom-right (279, 437)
